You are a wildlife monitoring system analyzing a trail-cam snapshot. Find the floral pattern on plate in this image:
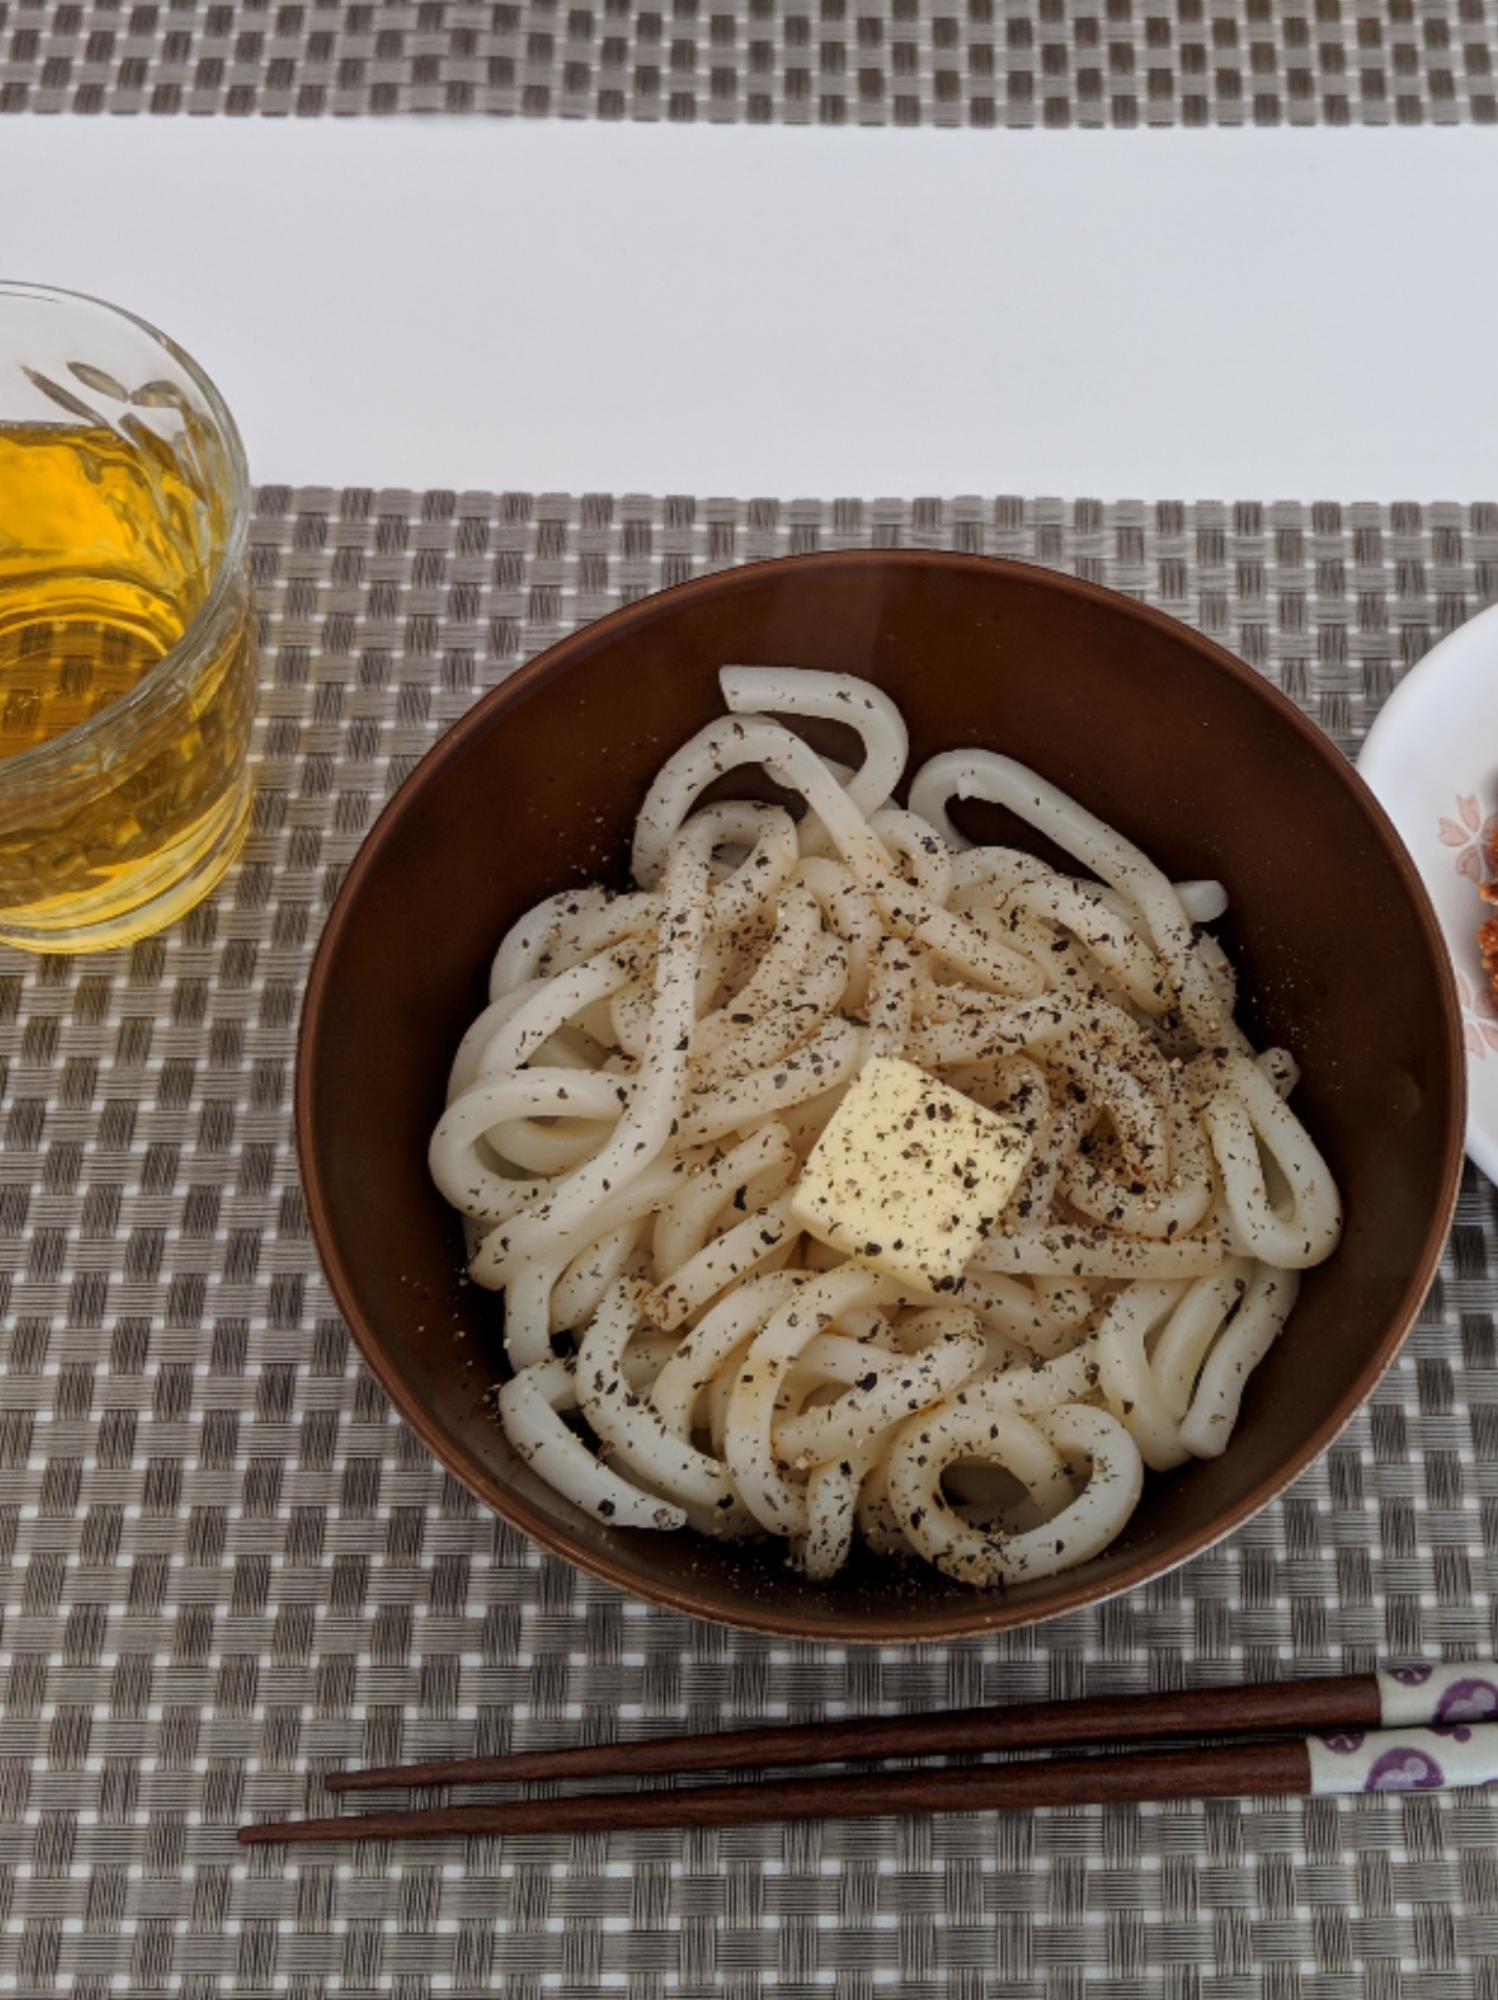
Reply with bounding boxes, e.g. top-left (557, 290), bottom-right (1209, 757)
top-left (1436, 794), bottom-right (1498, 884)
top-left (1454, 971), bottom-right (1498, 1062)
